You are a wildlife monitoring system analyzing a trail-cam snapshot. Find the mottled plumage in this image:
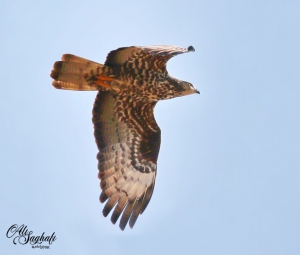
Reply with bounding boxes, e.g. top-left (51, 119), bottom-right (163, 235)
top-left (50, 45), bottom-right (199, 230)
